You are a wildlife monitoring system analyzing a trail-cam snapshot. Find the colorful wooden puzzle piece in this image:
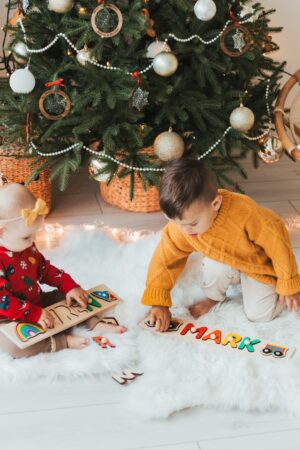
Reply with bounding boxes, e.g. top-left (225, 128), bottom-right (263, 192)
top-left (0, 284), bottom-right (121, 349)
top-left (140, 317), bottom-right (295, 361)
top-left (89, 290), bottom-right (117, 302)
top-left (93, 336), bottom-right (116, 348)
top-left (16, 322), bottom-right (45, 342)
